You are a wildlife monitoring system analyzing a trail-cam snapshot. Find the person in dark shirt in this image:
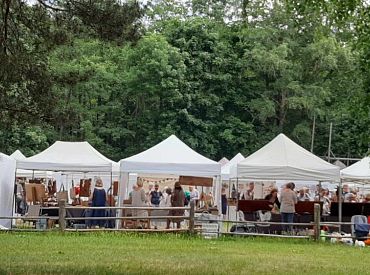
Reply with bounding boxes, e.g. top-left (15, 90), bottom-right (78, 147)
top-left (149, 184), bottom-right (163, 207)
top-left (264, 188), bottom-right (280, 210)
top-left (90, 178), bottom-right (107, 228)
